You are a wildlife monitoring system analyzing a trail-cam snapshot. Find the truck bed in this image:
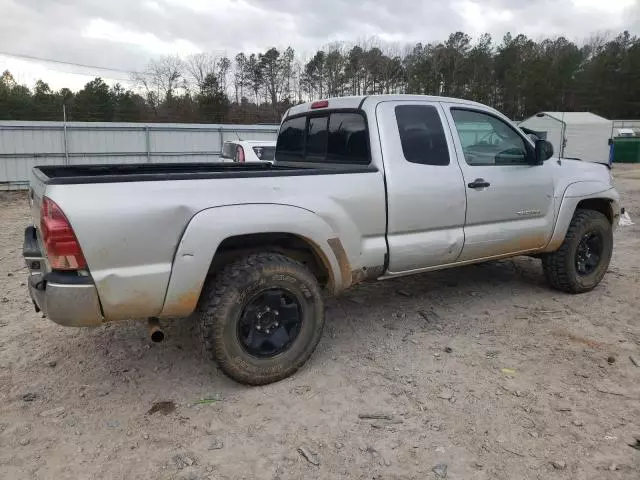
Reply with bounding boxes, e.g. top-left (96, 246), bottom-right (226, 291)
top-left (33, 162), bottom-right (376, 185)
